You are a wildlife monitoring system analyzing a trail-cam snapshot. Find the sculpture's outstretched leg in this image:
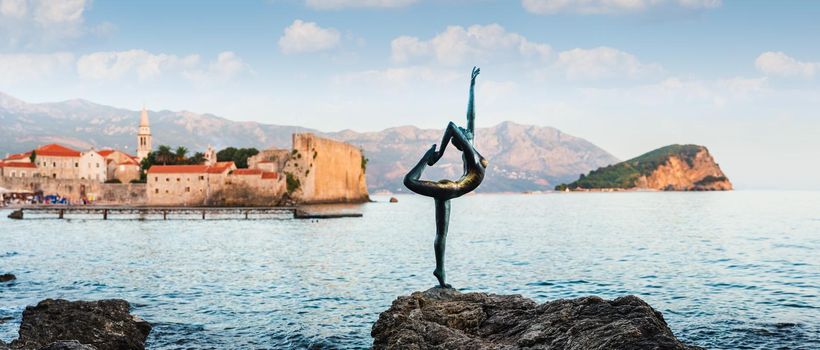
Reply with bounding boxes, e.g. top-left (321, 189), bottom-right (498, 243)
top-left (433, 198), bottom-right (451, 288)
